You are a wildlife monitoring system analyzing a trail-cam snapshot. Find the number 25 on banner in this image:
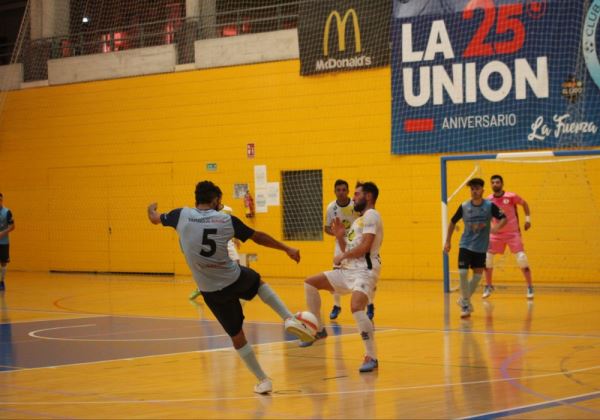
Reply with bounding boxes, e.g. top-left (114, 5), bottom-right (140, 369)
top-left (463, 0), bottom-right (528, 57)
